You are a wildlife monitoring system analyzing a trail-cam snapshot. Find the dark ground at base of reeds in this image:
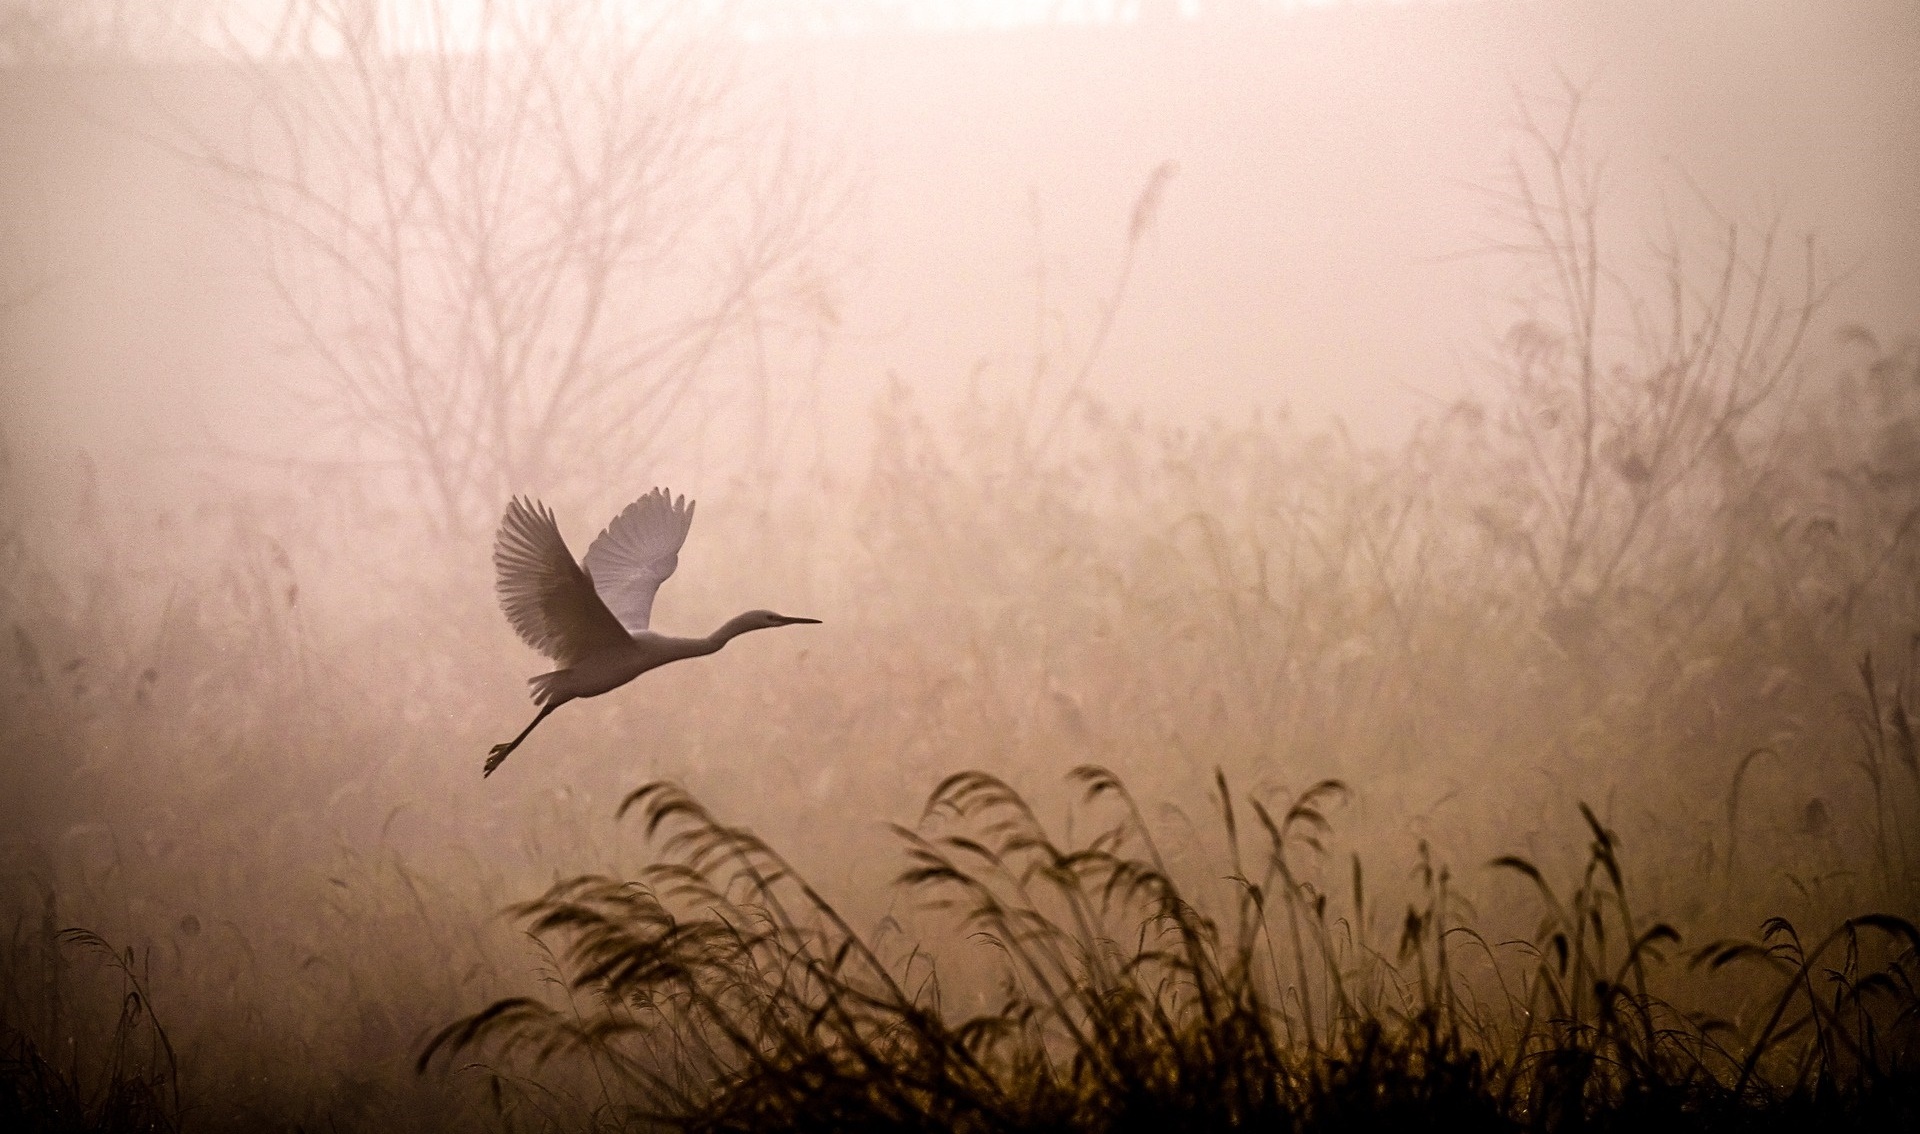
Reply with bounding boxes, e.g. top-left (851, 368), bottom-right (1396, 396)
top-left (3, 1034), bottom-right (1915, 1134)
top-left (619, 1015), bottom-right (1920, 1134)
top-left (639, 1056), bottom-right (1918, 1133)
top-left (676, 1074), bottom-right (1918, 1134)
